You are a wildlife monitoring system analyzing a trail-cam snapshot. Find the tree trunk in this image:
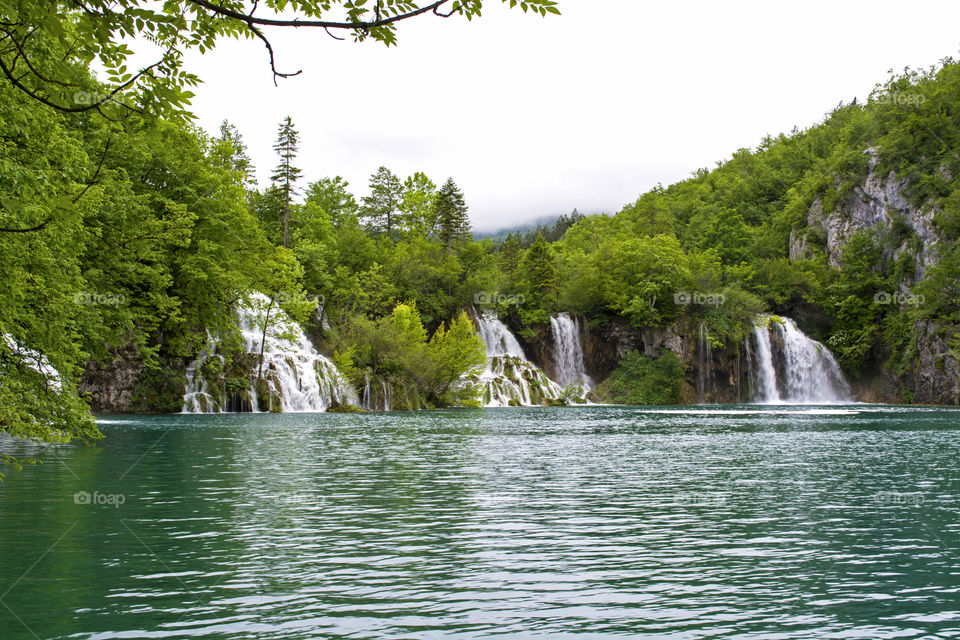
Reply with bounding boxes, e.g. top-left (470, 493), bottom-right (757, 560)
top-left (283, 181), bottom-right (290, 249)
top-left (257, 299), bottom-right (275, 383)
